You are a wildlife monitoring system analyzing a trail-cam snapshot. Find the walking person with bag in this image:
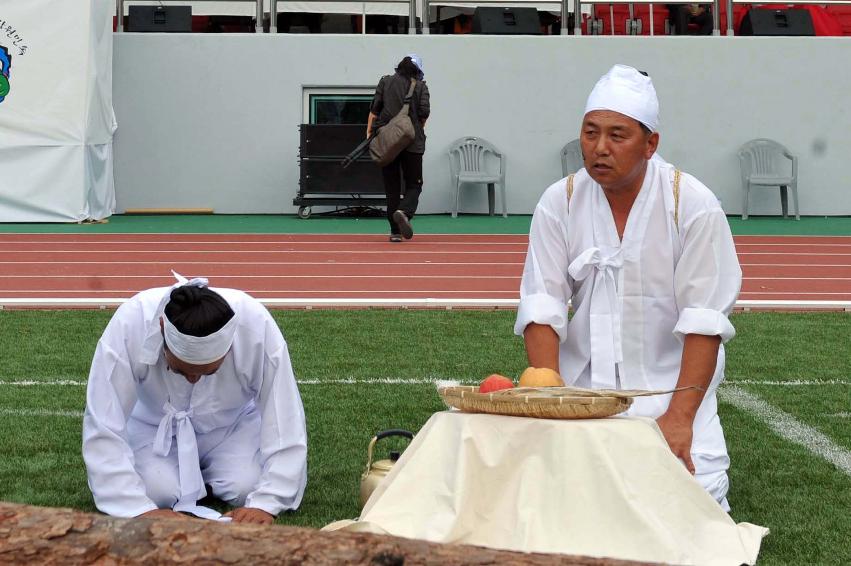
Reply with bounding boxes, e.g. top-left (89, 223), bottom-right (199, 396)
top-left (367, 54), bottom-right (430, 242)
